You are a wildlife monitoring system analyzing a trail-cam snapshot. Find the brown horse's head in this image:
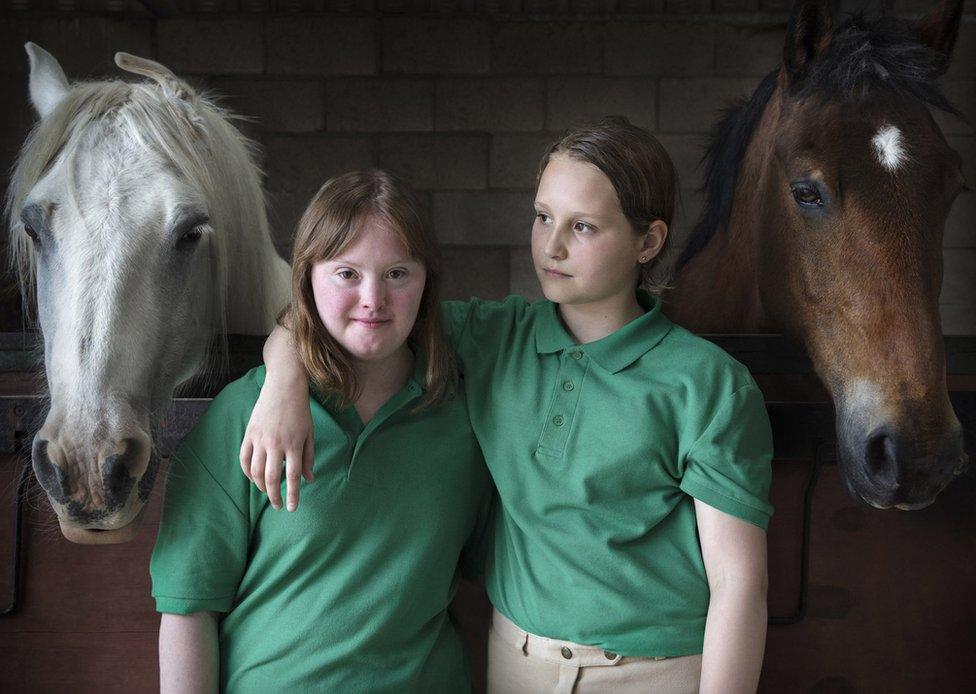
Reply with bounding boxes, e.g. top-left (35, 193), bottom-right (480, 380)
top-left (752, 0), bottom-right (968, 508)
